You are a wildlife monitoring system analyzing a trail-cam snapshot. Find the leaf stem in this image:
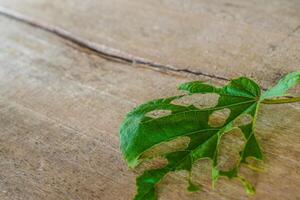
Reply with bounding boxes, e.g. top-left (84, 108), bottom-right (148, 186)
top-left (261, 96), bottom-right (300, 104)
